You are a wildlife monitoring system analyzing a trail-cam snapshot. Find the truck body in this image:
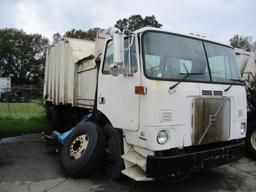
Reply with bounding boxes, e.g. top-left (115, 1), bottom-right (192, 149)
top-left (43, 38), bottom-right (96, 106)
top-left (235, 48), bottom-right (256, 158)
top-left (44, 27), bottom-right (246, 181)
top-left (235, 48), bottom-right (256, 77)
